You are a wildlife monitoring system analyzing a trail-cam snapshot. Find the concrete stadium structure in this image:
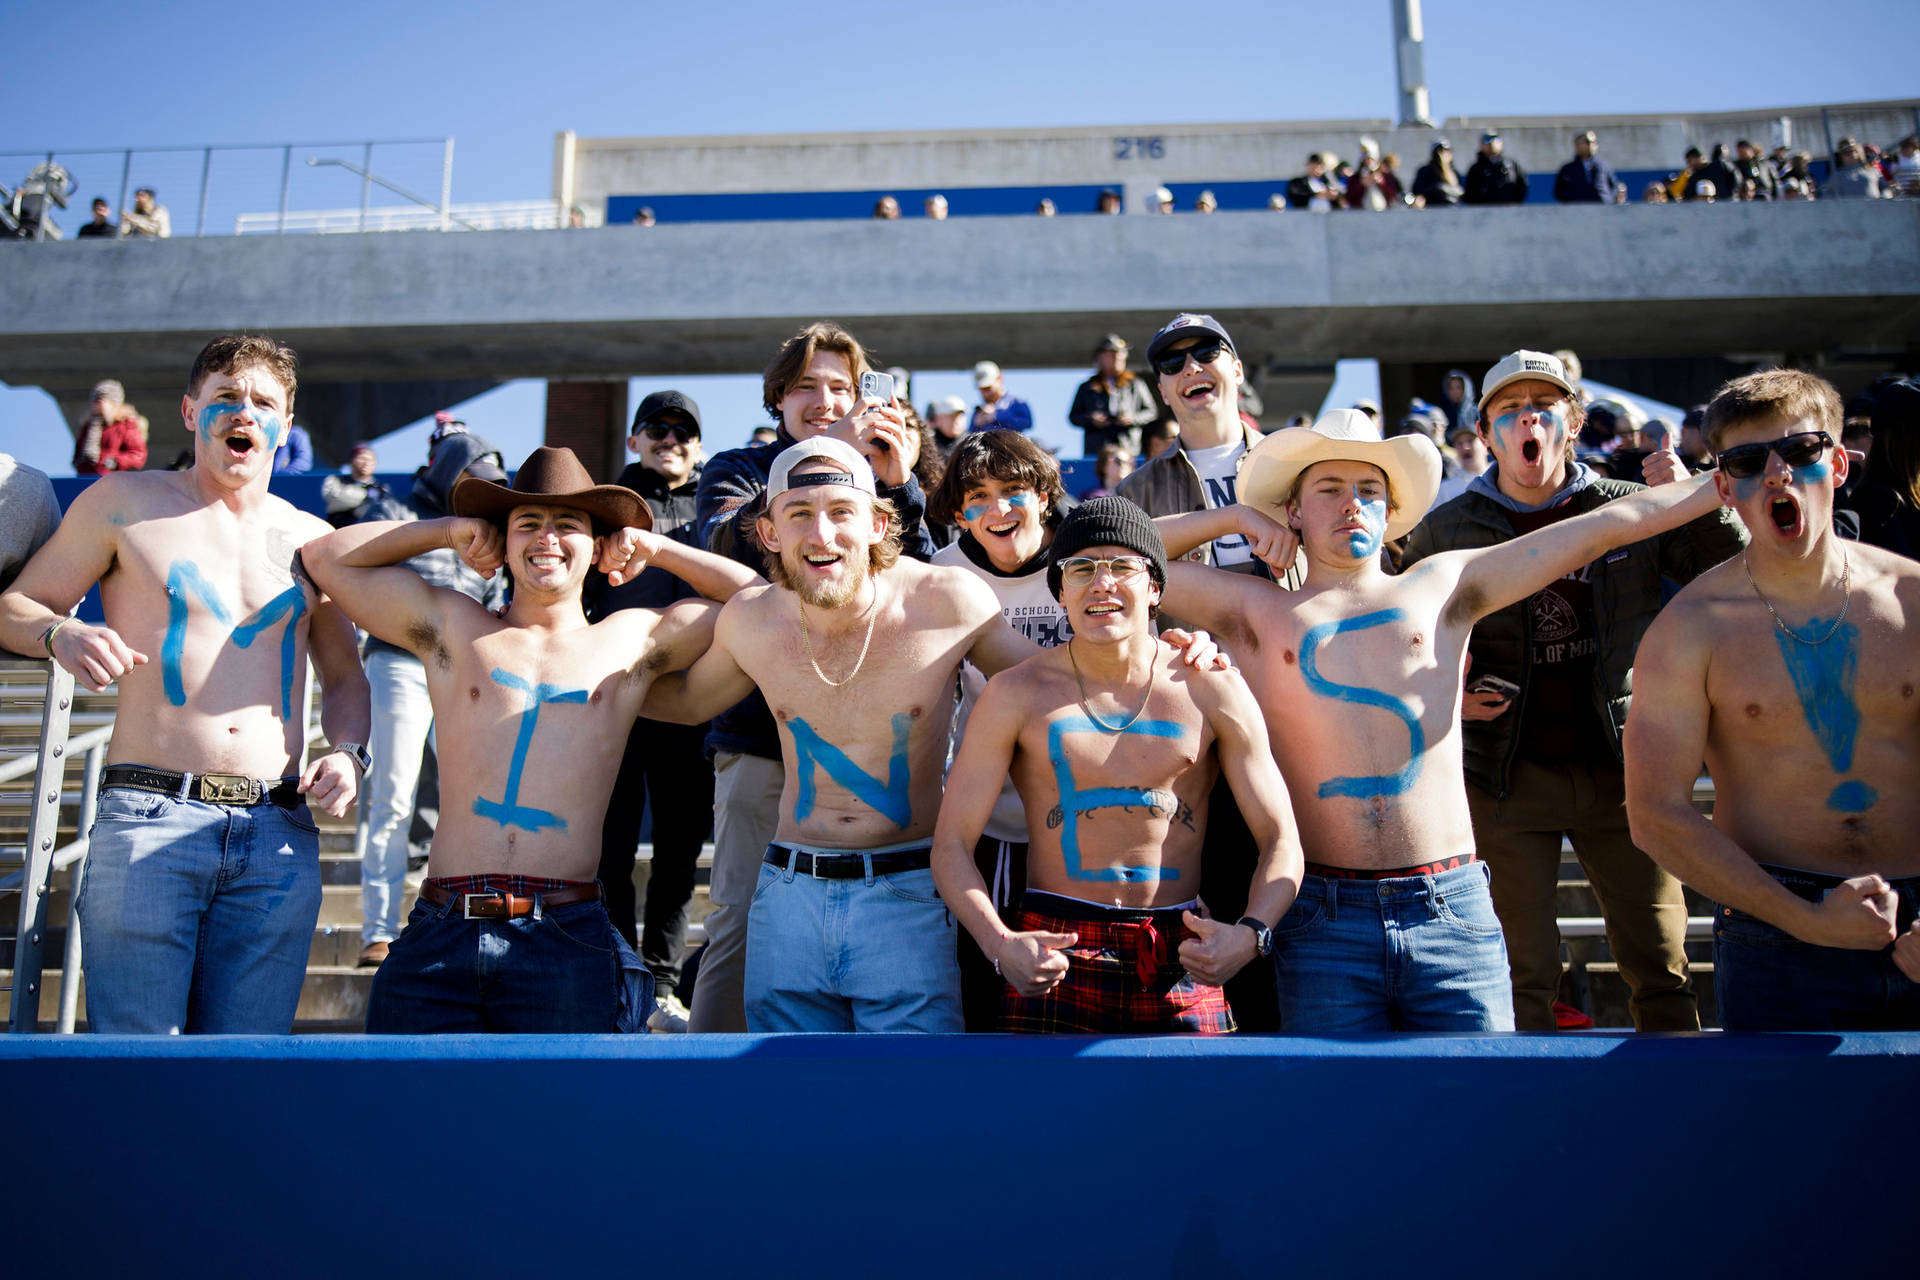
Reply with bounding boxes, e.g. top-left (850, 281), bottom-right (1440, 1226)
top-left (4, 98), bottom-right (1917, 471)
